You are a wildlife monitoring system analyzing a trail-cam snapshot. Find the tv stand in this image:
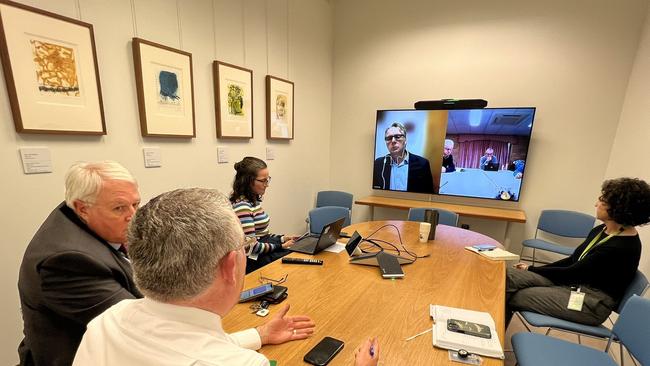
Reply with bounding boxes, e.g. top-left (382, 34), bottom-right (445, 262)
top-left (355, 195), bottom-right (526, 223)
